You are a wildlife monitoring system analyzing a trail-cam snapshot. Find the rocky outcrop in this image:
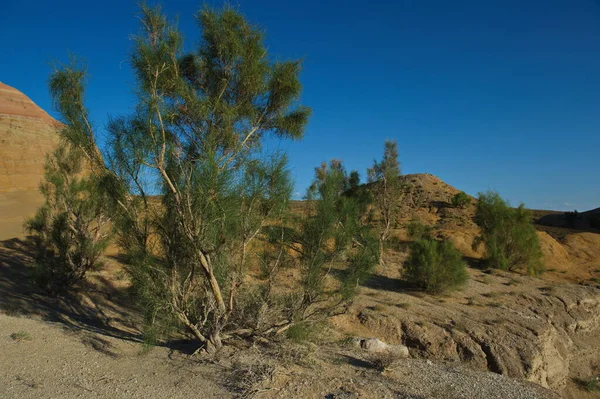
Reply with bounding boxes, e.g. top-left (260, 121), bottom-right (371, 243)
top-left (344, 271), bottom-right (600, 392)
